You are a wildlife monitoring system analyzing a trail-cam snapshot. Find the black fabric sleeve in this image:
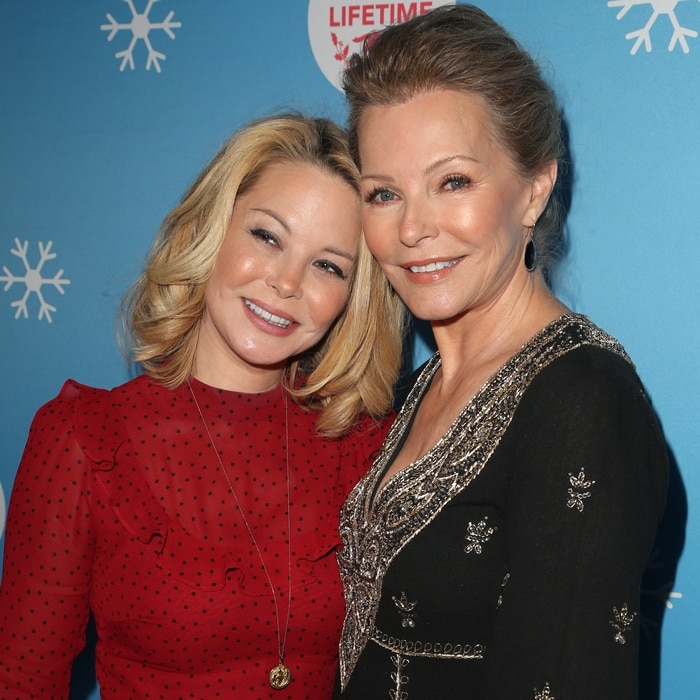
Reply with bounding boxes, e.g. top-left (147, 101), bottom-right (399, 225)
top-left (481, 347), bottom-right (668, 700)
